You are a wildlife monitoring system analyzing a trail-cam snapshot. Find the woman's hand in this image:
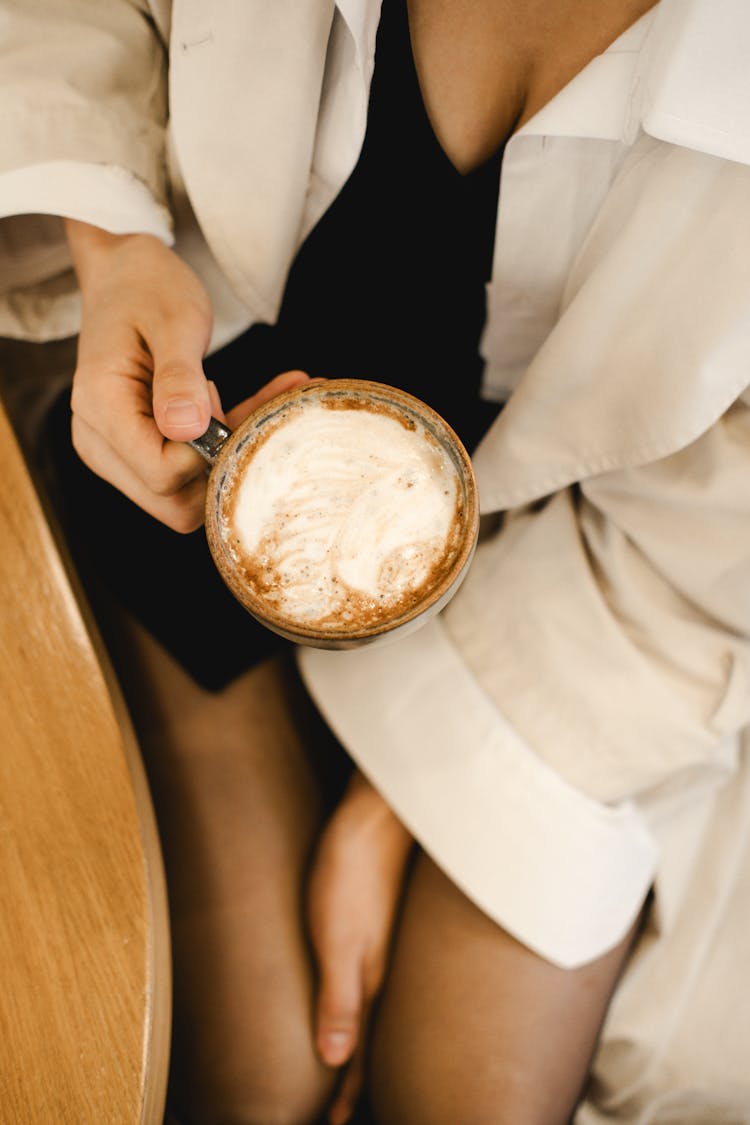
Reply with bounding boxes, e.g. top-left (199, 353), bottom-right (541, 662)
top-left (307, 770), bottom-right (414, 1125)
top-left (65, 219), bottom-right (309, 531)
